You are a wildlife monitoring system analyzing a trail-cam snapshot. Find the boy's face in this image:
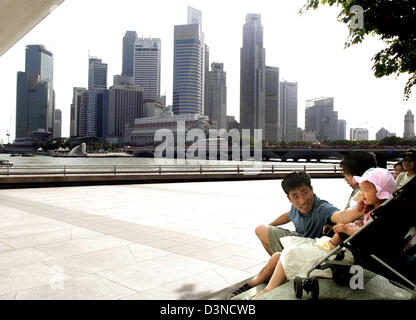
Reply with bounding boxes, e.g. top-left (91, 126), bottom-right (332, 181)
top-left (344, 173), bottom-right (358, 189)
top-left (360, 181), bottom-right (381, 206)
top-left (287, 185), bottom-right (314, 215)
